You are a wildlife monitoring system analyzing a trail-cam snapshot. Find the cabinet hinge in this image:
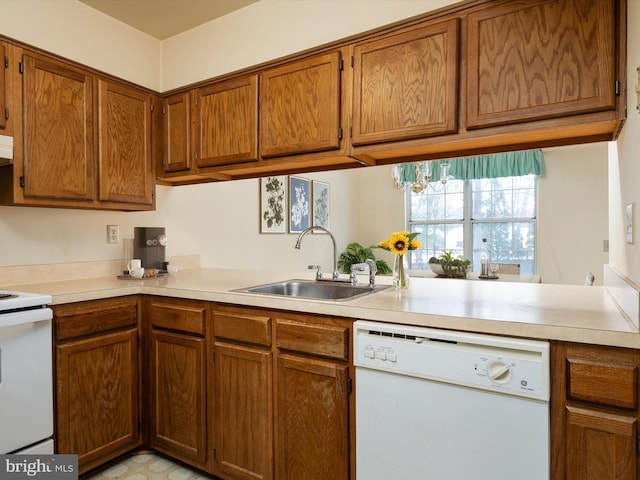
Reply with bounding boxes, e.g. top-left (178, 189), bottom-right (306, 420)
top-left (339, 58), bottom-right (344, 71)
top-left (615, 80), bottom-right (620, 96)
top-left (347, 377), bottom-right (353, 394)
top-left (19, 62), bottom-right (23, 74)
top-left (4, 56), bottom-right (8, 69)
top-left (162, 105), bottom-right (166, 115)
top-left (338, 128), bottom-right (343, 140)
top-left (19, 176), bottom-right (24, 188)
top-left (213, 448), bottom-right (217, 459)
top-left (4, 107), bottom-right (8, 121)
top-left (150, 103), bottom-right (154, 113)
top-left (212, 350), bottom-right (215, 363)
top-left (349, 126), bottom-right (352, 138)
